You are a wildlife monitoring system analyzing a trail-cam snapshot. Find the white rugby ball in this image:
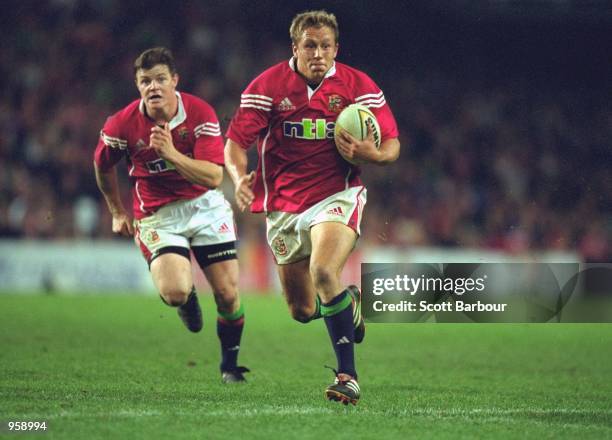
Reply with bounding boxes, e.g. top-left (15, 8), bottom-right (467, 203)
top-left (334, 103), bottom-right (381, 165)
